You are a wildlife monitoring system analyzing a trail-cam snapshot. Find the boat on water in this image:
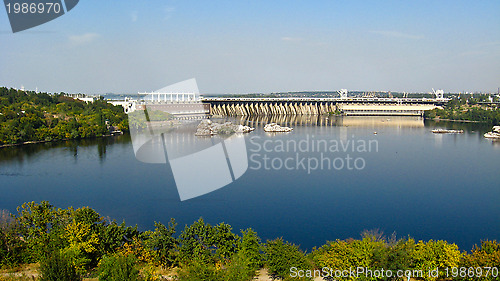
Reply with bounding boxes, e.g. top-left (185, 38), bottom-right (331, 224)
top-left (432, 129), bottom-right (464, 134)
top-left (484, 126), bottom-right (500, 139)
